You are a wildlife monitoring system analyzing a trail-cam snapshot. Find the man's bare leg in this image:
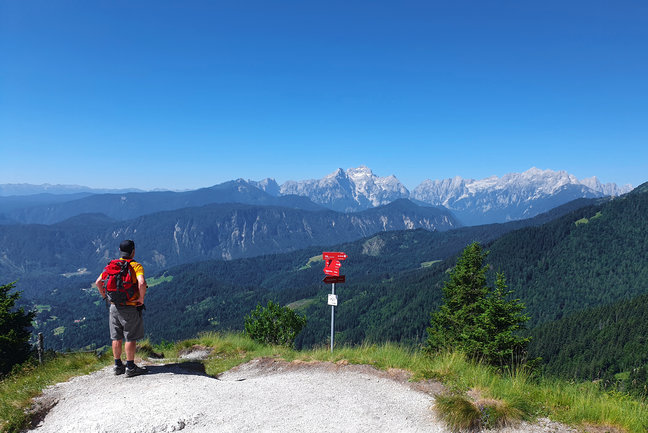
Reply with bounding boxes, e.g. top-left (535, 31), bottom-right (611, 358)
top-left (112, 340), bottom-right (123, 360)
top-left (125, 340), bottom-right (136, 361)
